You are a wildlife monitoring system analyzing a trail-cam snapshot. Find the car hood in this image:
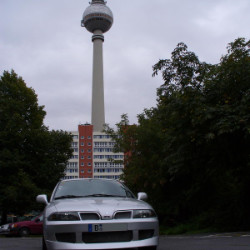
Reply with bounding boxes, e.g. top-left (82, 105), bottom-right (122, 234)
top-left (45, 197), bottom-right (152, 218)
top-left (10, 220), bottom-right (34, 227)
